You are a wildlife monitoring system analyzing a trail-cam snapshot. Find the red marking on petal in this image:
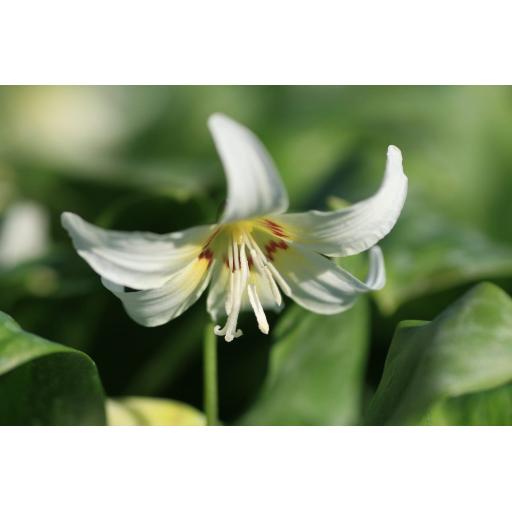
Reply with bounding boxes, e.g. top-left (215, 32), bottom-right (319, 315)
top-left (265, 239), bottom-right (288, 260)
top-left (265, 219), bottom-right (280, 229)
top-left (198, 250), bottom-right (214, 268)
top-left (199, 248), bottom-right (214, 261)
top-left (199, 232), bottom-right (219, 268)
top-left (263, 219), bottom-right (287, 238)
top-left (204, 228), bottom-right (220, 247)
